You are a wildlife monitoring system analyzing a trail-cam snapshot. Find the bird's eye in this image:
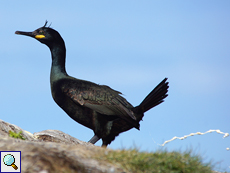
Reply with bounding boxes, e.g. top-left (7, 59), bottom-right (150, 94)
top-left (39, 30), bottom-right (45, 35)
